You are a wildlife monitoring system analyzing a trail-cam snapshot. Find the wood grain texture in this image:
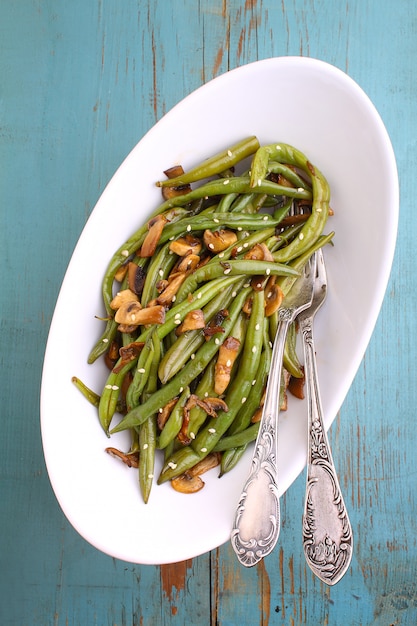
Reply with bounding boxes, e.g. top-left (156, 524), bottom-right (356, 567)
top-left (1, 0), bottom-right (416, 624)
